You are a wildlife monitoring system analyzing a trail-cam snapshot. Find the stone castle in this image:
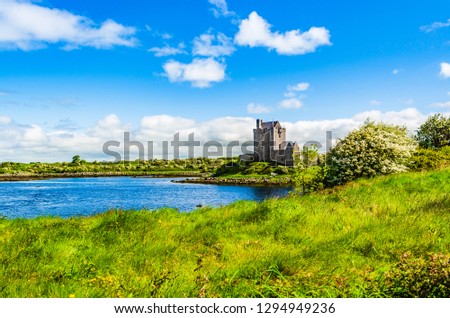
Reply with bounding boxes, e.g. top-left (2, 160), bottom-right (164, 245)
top-left (253, 119), bottom-right (299, 166)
